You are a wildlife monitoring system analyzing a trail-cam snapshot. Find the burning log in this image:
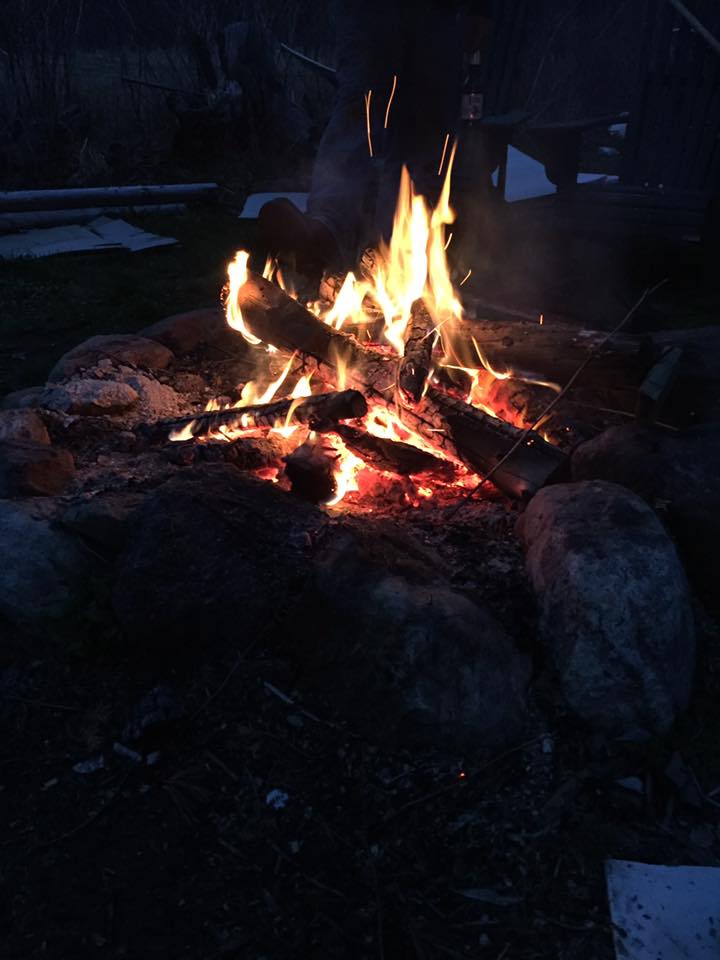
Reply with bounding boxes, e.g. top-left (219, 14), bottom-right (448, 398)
top-left (428, 389), bottom-right (569, 499)
top-left (399, 302), bottom-right (436, 404)
top-left (447, 317), bottom-right (655, 412)
top-left (334, 426), bottom-right (457, 481)
top-left (152, 389), bottom-right (368, 440)
top-left (237, 272), bottom-right (569, 499)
